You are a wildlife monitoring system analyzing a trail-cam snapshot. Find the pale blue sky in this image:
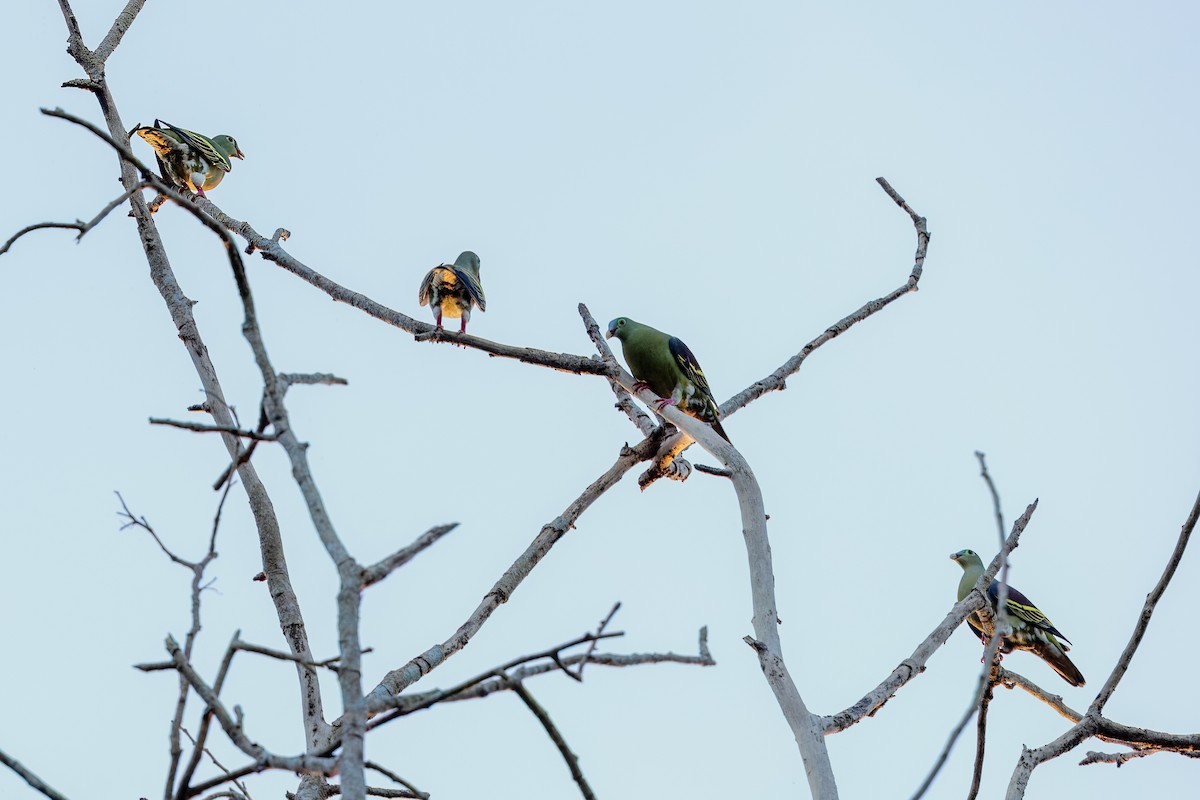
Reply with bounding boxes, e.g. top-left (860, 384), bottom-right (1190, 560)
top-left (2, 2), bottom-right (1198, 799)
